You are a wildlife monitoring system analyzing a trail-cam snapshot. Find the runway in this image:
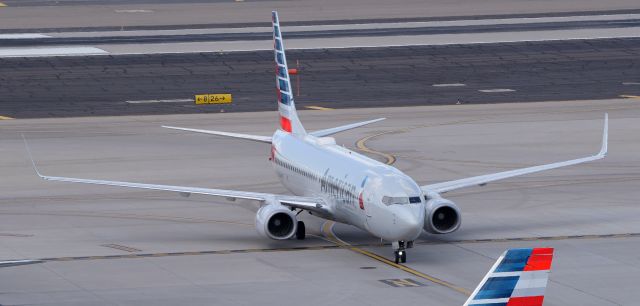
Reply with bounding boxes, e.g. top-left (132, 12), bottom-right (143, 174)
top-left (5, 17), bottom-right (640, 47)
top-left (1, 99), bottom-right (639, 305)
top-left (1, 38), bottom-right (639, 118)
top-left (1, 0), bottom-right (639, 31)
